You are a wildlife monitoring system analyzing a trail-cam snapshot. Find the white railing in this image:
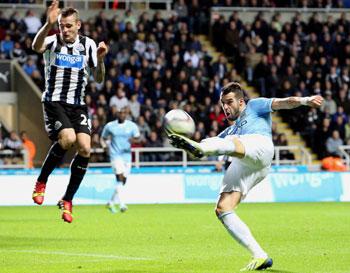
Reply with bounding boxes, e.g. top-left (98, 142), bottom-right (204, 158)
top-left (89, 145), bottom-right (312, 168)
top-left (273, 145), bottom-right (312, 166)
top-left (0, 145), bottom-right (312, 169)
top-left (339, 145), bottom-right (350, 168)
top-left (0, 149), bottom-right (29, 169)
